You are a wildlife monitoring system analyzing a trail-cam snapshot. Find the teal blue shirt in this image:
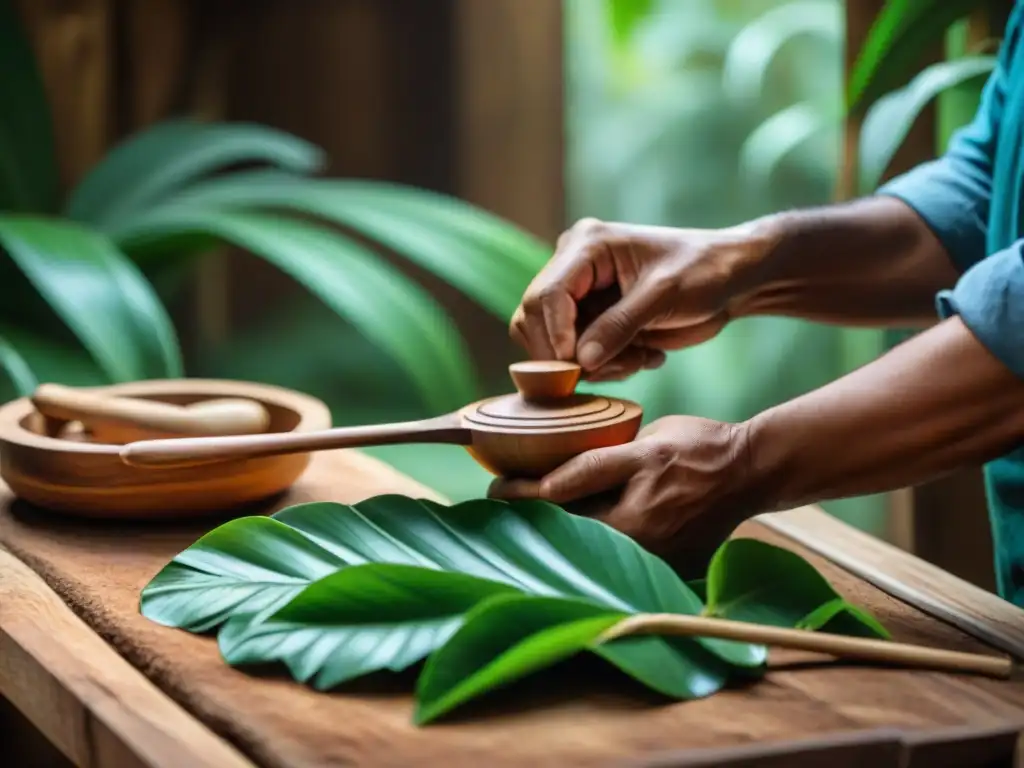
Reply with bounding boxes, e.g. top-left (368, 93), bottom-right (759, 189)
top-left (879, 2), bottom-right (1024, 604)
